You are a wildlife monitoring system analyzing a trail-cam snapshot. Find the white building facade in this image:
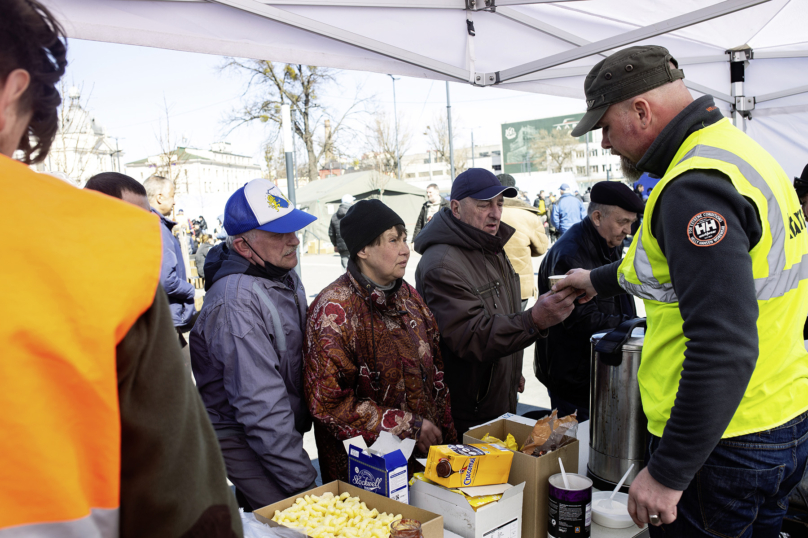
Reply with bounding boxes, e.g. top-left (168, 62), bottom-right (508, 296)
top-left (33, 87), bottom-right (122, 186)
top-left (126, 142), bottom-right (262, 195)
